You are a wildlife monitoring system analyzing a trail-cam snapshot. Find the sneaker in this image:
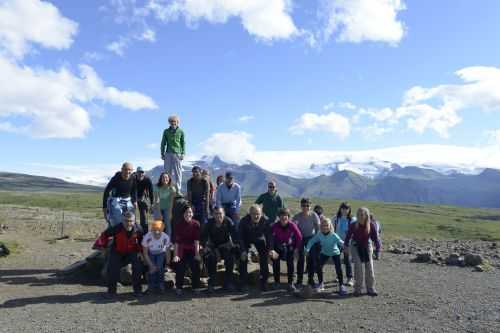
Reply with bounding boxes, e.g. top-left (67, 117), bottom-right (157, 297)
top-left (315, 283), bottom-right (325, 293)
top-left (339, 285), bottom-right (348, 296)
top-left (367, 288), bottom-right (378, 297)
top-left (175, 288), bottom-right (183, 297)
top-left (287, 283), bottom-right (297, 293)
top-left (346, 278), bottom-right (354, 287)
